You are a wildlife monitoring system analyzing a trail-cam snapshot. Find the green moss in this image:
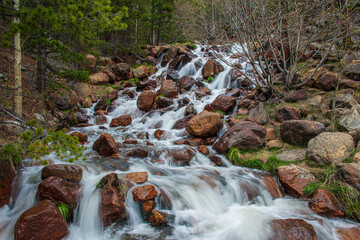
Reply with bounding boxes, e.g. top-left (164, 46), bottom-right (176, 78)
top-left (215, 110), bottom-right (225, 115)
top-left (205, 76), bottom-right (214, 83)
top-left (57, 202), bottom-right (70, 220)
